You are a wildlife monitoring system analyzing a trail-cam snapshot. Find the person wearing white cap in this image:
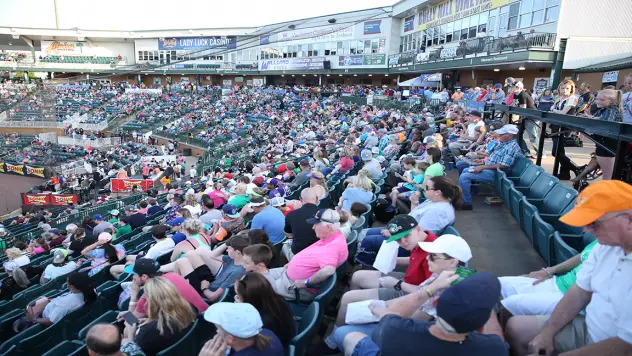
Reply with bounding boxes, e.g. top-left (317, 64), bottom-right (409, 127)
top-left (201, 302), bottom-right (284, 356)
top-left (41, 249), bottom-right (77, 284)
top-left (324, 234), bottom-right (473, 353)
top-left (458, 124), bottom-right (523, 210)
top-left (360, 149), bottom-right (383, 182)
